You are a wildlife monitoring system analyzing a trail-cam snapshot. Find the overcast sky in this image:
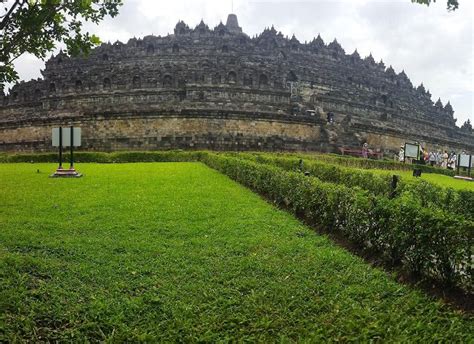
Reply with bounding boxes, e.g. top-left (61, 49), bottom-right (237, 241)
top-left (10, 0), bottom-right (473, 125)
